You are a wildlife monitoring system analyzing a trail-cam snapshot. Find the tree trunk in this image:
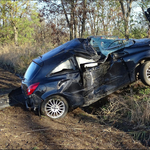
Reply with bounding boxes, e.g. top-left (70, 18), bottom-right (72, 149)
top-left (70, 24), bottom-right (73, 40)
top-left (74, 18), bottom-right (77, 38)
top-left (61, 0), bottom-right (73, 40)
top-left (73, 10), bottom-right (77, 38)
top-left (119, 0), bottom-right (133, 40)
top-left (14, 26), bottom-right (18, 45)
top-left (70, 1), bottom-right (74, 40)
top-left (96, 18), bottom-right (99, 35)
top-left (125, 21), bottom-right (129, 40)
top-left (81, 0), bottom-right (87, 37)
top-left (101, 3), bottom-right (106, 35)
top-left (78, 23), bottom-right (81, 37)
